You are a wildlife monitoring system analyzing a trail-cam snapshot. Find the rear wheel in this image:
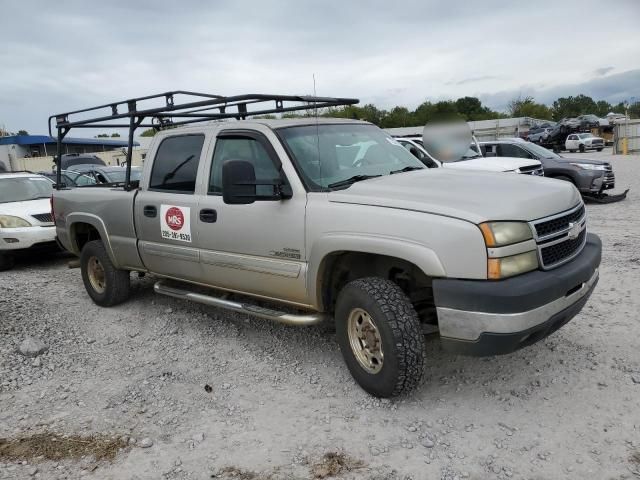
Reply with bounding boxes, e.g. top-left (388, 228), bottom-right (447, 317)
top-left (0, 253), bottom-right (15, 272)
top-left (597, 148), bottom-right (603, 152)
top-left (579, 144), bottom-right (585, 153)
top-left (335, 277), bottom-right (425, 398)
top-left (80, 240), bottom-right (131, 307)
